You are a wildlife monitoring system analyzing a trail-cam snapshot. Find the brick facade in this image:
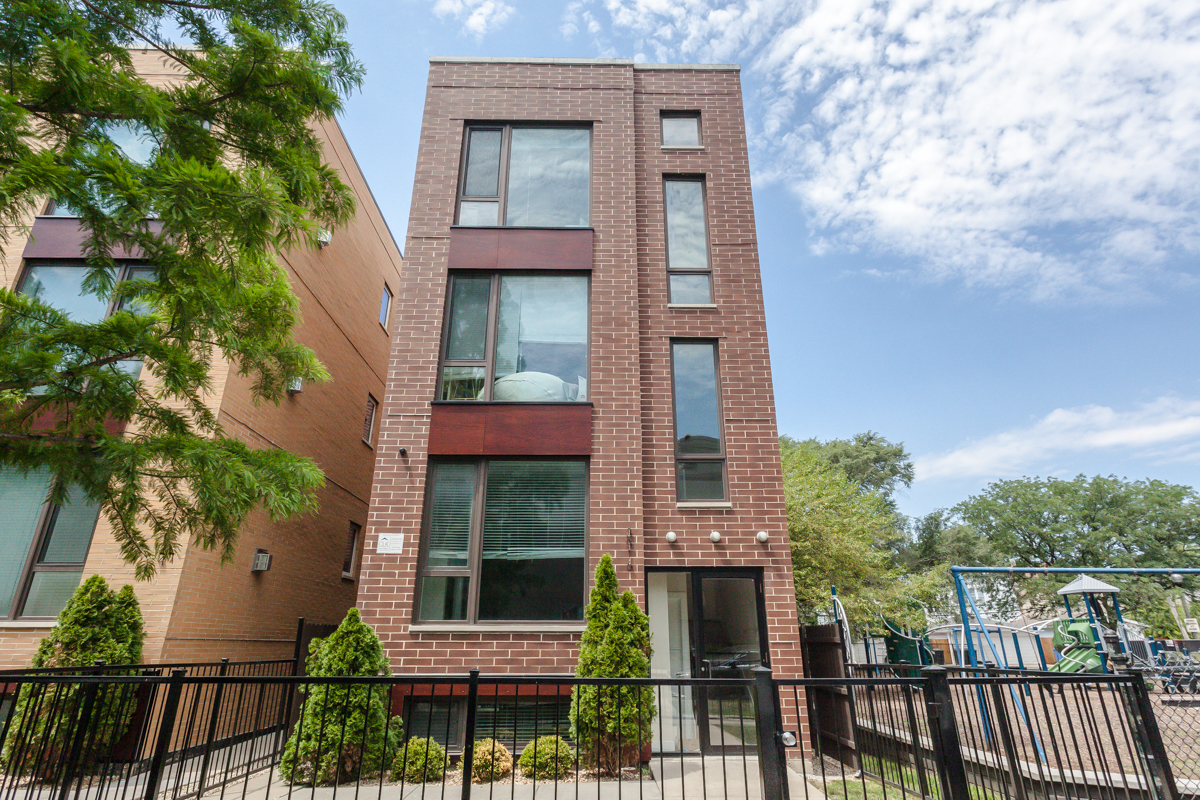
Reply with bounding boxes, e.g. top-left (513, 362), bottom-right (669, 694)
top-left (360, 58), bottom-right (803, 683)
top-left (0, 49), bottom-right (402, 665)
